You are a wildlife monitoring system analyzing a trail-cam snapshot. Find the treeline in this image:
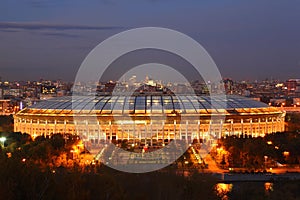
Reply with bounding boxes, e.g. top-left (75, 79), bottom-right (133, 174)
top-left (0, 132), bottom-right (219, 200)
top-left (0, 156), bottom-right (220, 200)
top-left (217, 131), bottom-right (300, 170)
top-left (0, 115), bottom-right (13, 132)
top-left (286, 113), bottom-right (300, 131)
top-left (1, 132), bottom-right (300, 199)
top-left (226, 181), bottom-right (300, 200)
